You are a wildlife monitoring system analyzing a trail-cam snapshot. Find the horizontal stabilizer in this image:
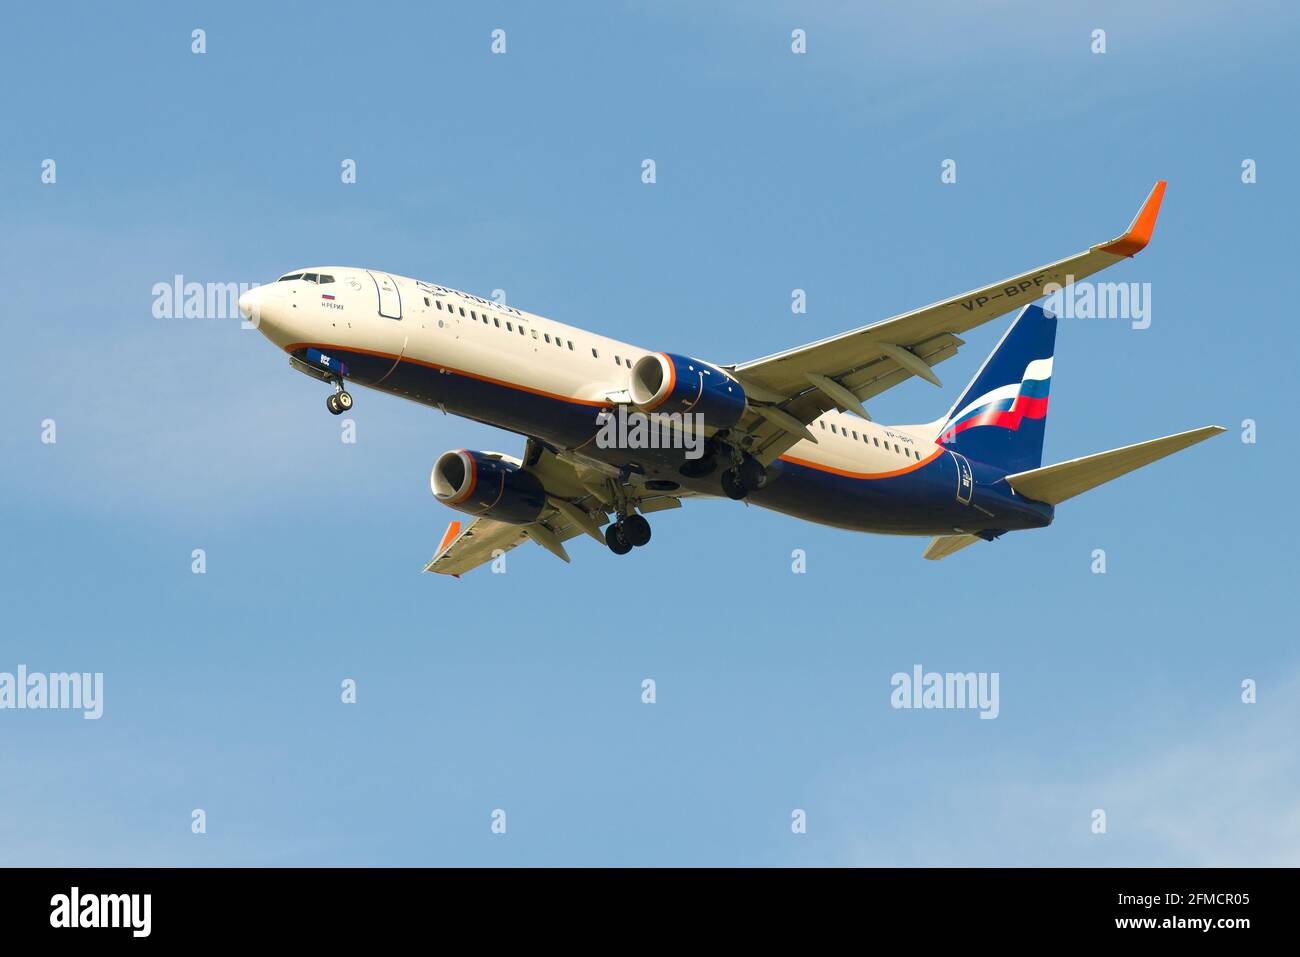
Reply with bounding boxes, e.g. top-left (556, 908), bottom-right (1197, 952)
top-left (1004, 425), bottom-right (1224, 505)
top-left (923, 534), bottom-right (982, 560)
